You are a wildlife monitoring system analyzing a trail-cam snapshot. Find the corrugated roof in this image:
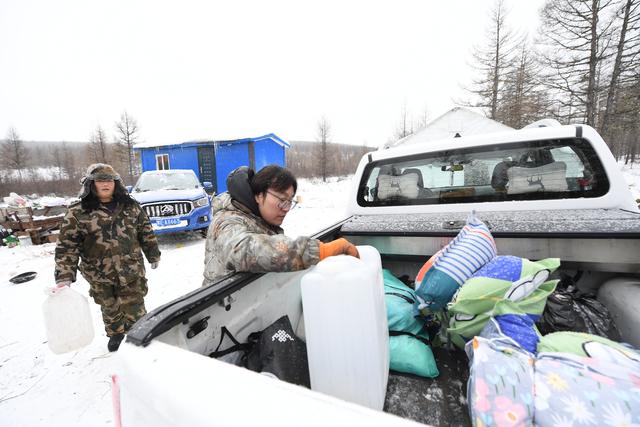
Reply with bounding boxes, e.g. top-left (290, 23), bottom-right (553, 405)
top-left (133, 133), bottom-right (290, 150)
